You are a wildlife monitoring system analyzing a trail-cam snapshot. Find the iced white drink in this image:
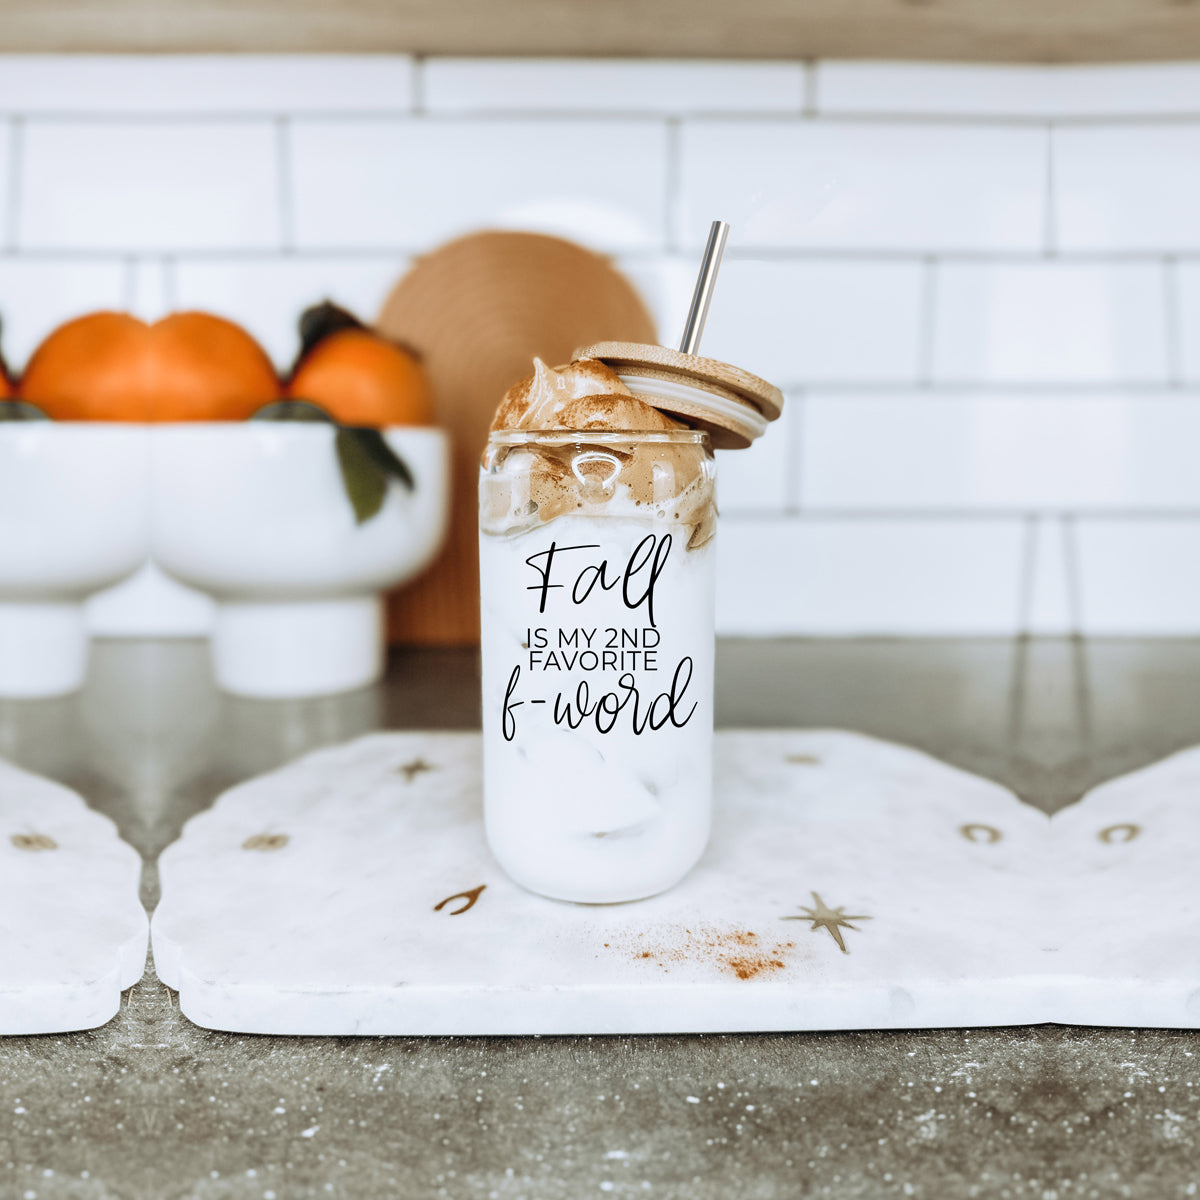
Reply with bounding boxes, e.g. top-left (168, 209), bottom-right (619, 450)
top-left (479, 359), bottom-right (717, 902)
